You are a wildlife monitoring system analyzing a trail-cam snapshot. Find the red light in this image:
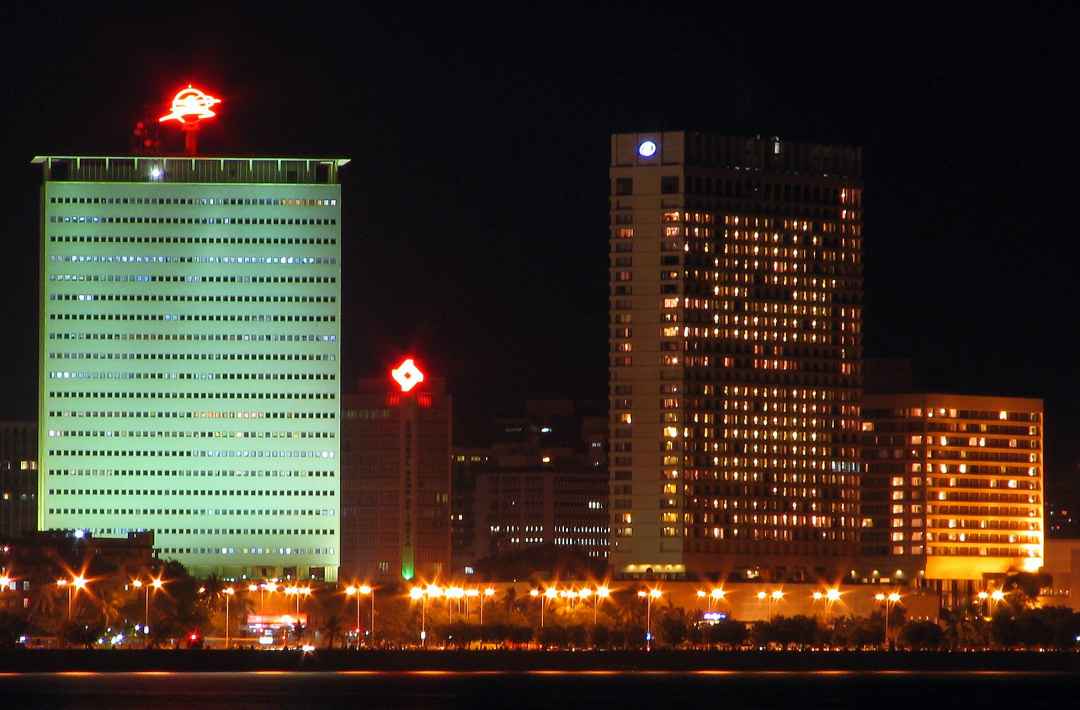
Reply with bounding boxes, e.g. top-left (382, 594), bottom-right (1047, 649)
top-left (391, 358), bottom-right (425, 393)
top-left (160, 85), bottom-right (221, 125)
